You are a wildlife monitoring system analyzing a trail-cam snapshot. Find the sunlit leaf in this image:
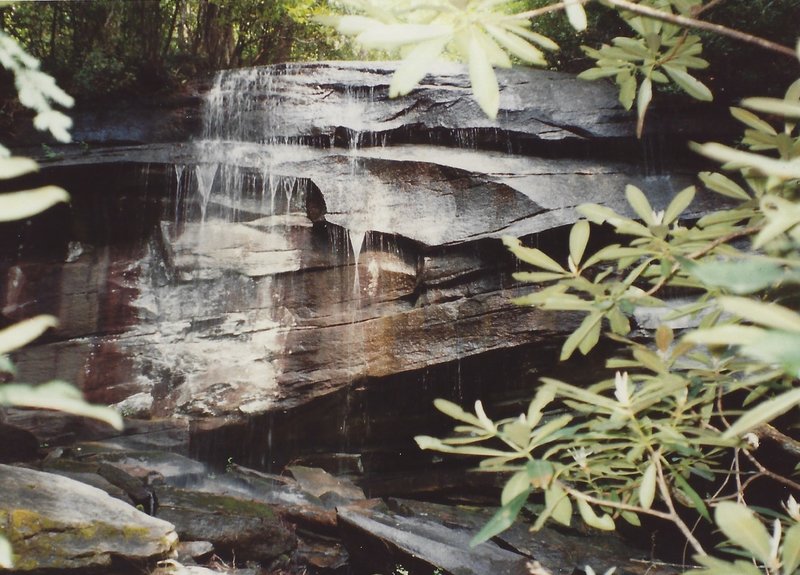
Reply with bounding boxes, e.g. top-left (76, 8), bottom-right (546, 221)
top-left (742, 97), bottom-right (800, 119)
top-left (0, 185), bottom-right (69, 222)
top-left (782, 523), bottom-right (800, 575)
top-left (513, 271), bottom-right (566, 283)
top-left (502, 471), bottom-right (532, 506)
top-left (545, 481), bottom-right (572, 526)
top-left (485, 24), bottom-right (546, 66)
top-left (503, 236), bottom-right (566, 273)
top-left (501, 24), bottom-right (559, 51)
top-left (697, 171), bottom-right (750, 200)
top-left (568, 220), bottom-right (590, 269)
top-left (527, 386), bottom-right (555, 428)
top-left (433, 398), bottom-right (484, 427)
top-left (0, 535), bottom-right (11, 569)
top-left (467, 28), bottom-right (500, 119)
top-left (0, 381), bottom-right (123, 430)
top-left (730, 107), bottom-right (777, 135)
top-left (715, 502), bottom-right (772, 564)
top-left (692, 143), bottom-right (800, 179)
top-left (663, 64), bottom-right (712, 101)
top-left (636, 76), bottom-right (652, 138)
top-left (662, 186), bottom-right (695, 225)
top-left (619, 74), bottom-right (636, 110)
top-left (578, 67), bottom-right (621, 81)
top-left (625, 185), bottom-right (654, 224)
top-left (719, 297), bottom-right (800, 332)
top-left (684, 324), bottom-right (764, 347)
top-left (576, 497), bottom-right (616, 531)
top-left (0, 315), bottom-right (58, 354)
top-left (724, 386), bottom-right (800, 441)
top-left (0, 156), bottom-right (37, 180)
top-left (389, 36), bottom-right (448, 97)
top-left (355, 23), bottom-right (452, 50)
top-left (638, 459), bottom-right (657, 510)
top-left (564, 0), bottom-right (588, 32)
